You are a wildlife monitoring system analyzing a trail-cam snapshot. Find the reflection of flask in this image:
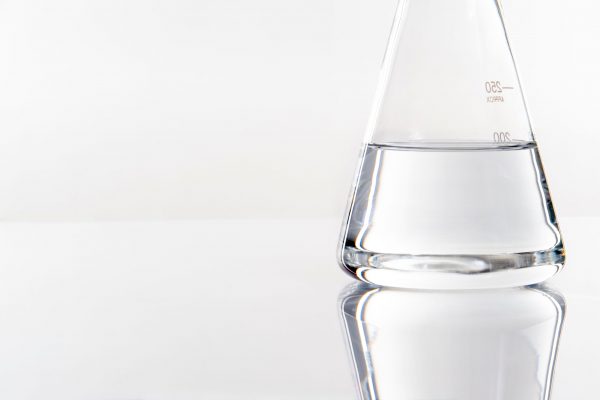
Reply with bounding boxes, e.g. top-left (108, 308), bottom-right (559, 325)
top-left (340, 284), bottom-right (565, 400)
top-left (338, 0), bottom-right (564, 289)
